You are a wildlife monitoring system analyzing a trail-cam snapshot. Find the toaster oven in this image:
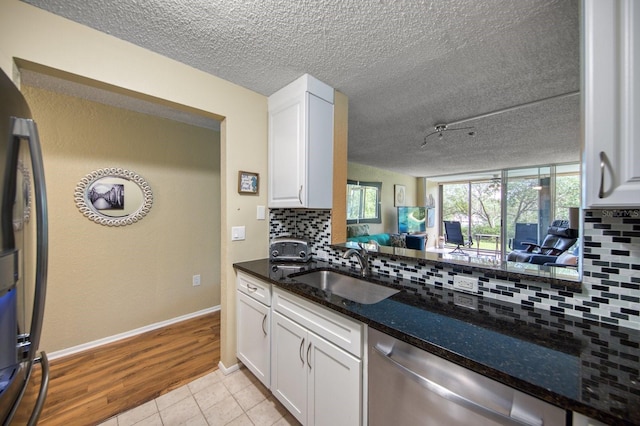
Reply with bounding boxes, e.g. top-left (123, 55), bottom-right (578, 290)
top-left (270, 237), bottom-right (311, 262)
